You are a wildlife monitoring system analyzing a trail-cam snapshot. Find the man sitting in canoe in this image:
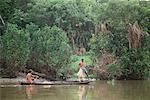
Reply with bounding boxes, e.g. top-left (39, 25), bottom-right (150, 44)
top-left (26, 69), bottom-right (39, 83)
top-left (77, 59), bottom-right (88, 82)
